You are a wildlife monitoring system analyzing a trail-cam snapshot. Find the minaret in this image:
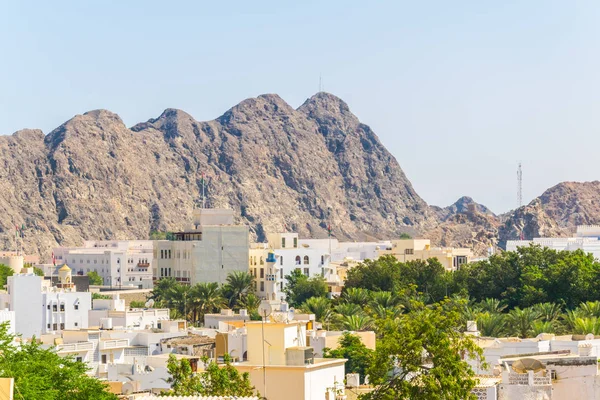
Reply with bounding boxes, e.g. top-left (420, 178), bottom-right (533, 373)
top-left (264, 251), bottom-right (280, 302)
